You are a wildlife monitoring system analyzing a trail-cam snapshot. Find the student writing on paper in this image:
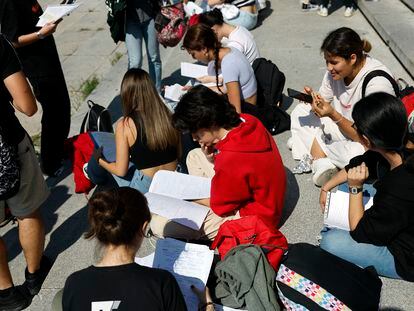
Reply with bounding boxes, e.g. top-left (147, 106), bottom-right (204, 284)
top-left (182, 24), bottom-right (257, 113)
top-left (0, 0), bottom-right (71, 176)
top-left (319, 93), bottom-right (414, 281)
top-left (86, 69), bottom-right (180, 193)
top-left (60, 188), bottom-right (187, 310)
top-left (149, 86), bottom-right (286, 240)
